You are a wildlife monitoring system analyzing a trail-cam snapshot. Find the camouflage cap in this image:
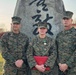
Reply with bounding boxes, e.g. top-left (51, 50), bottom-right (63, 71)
top-left (12, 16), bottom-right (21, 24)
top-left (63, 11), bottom-right (73, 19)
top-left (38, 22), bottom-right (47, 28)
